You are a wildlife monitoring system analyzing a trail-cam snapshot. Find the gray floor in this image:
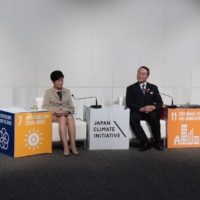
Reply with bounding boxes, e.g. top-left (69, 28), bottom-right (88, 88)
top-left (1, 141), bottom-right (200, 200)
